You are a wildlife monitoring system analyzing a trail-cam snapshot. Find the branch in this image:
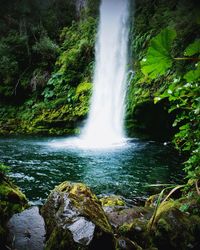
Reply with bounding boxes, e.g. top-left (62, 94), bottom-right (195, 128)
top-left (174, 57), bottom-right (200, 62)
top-left (195, 180), bottom-right (200, 196)
top-left (13, 67), bottom-right (30, 95)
